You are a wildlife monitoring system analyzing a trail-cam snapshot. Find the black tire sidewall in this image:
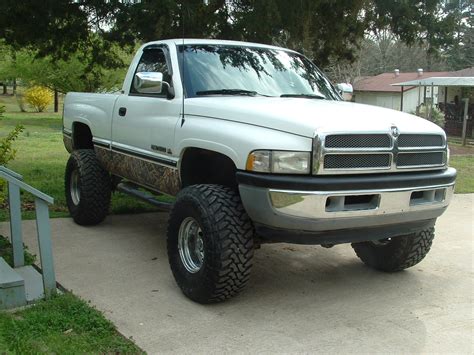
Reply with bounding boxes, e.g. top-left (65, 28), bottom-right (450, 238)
top-left (65, 153), bottom-right (81, 216)
top-left (64, 149), bottom-right (111, 225)
top-left (167, 185), bottom-right (254, 304)
top-left (168, 195), bottom-right (219, 302)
